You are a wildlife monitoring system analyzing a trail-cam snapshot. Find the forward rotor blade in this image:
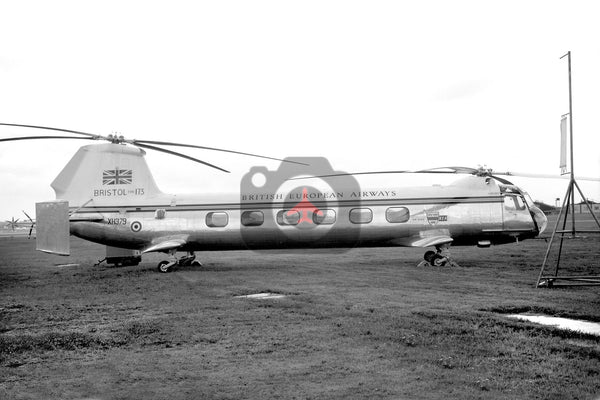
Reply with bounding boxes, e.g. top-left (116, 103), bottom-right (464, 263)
top-left (415, 166), bottom-right (480, 174)
top-left (133, 139), bottom-right (309, 166)
top-left (491, 171), bottom-right (600, 182)
top-left (488, 175), bottom-right (514, 185)
top-left (289, 170), bottom-right (414, 180)
top-left (289, 166), bottom-right (505, 181)
top-left (134, 142), bottom-right (230, 173)
top-left (0, 123), bottom-right (100, 138)
top-left (290, 167), bottom-right (484, 180)
top-left (0, 135), bottom-right (96, 143)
